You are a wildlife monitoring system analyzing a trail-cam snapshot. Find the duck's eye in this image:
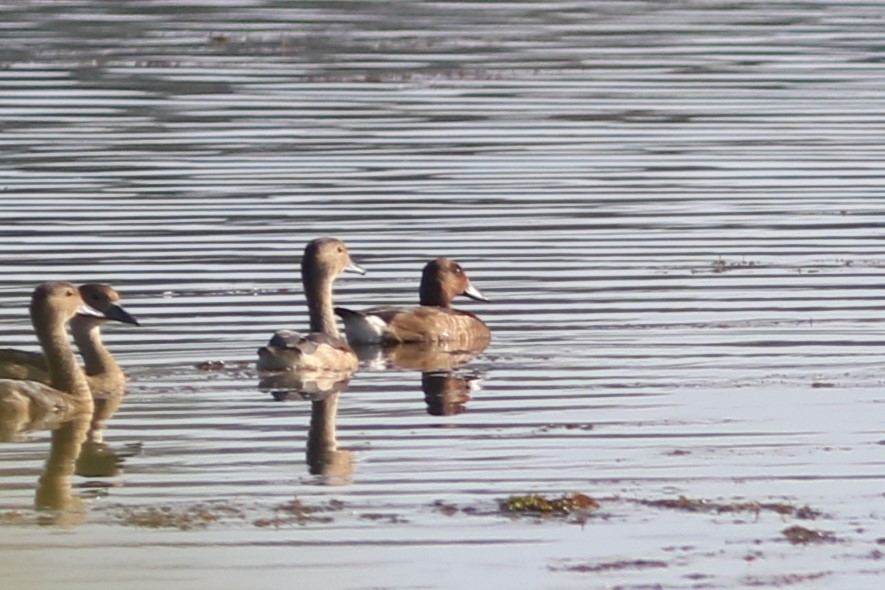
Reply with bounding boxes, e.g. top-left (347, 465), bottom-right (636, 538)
top-left (337, 246), bottom-right (344, 253)
top-left (65, 289), bottom-right (74, 297)
top-left (454, 265), bottom-right (463, 275)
